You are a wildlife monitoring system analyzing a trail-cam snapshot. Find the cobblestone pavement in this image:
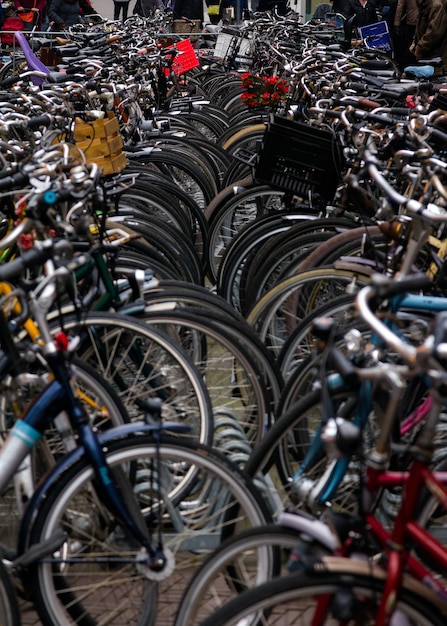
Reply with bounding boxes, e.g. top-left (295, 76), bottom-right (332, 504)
top-left (20, 598), bottom-right (42, 626)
